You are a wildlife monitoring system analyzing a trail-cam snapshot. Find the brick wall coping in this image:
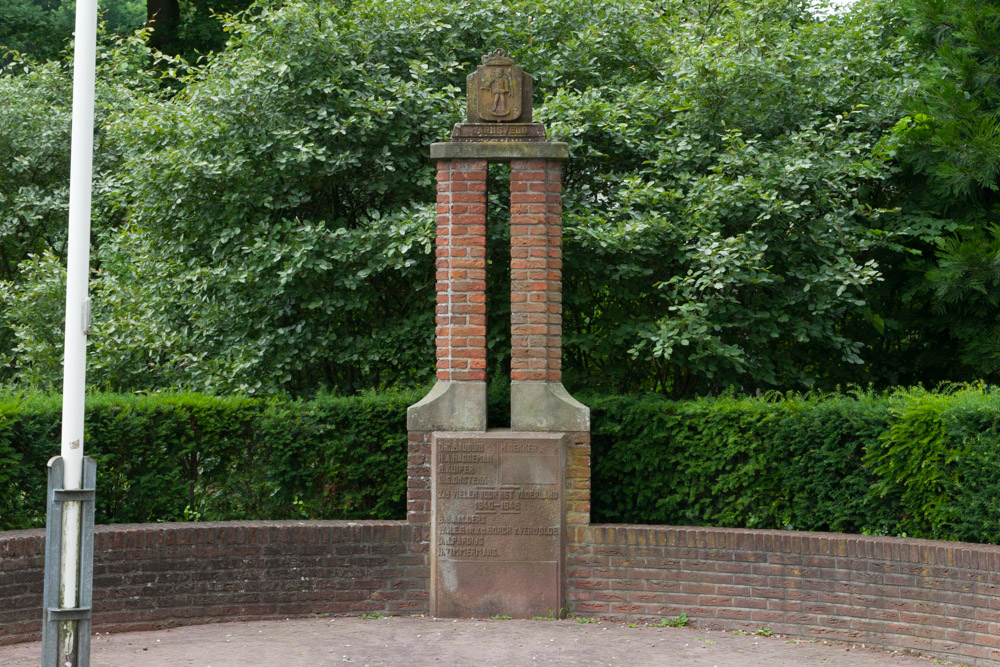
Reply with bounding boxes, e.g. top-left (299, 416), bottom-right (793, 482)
top-left (580, 524), bottom-right (1000, 568)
